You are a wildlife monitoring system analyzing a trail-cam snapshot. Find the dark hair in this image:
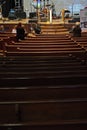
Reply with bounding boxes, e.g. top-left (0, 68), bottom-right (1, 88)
top-left (17, 22), bottom-right (22, 28)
